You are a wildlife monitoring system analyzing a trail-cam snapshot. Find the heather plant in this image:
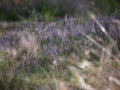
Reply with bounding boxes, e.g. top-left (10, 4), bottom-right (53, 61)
top-left (0, 12), bottom-right (120, 90)
top-left (0, 1), bottom-right (120, 90)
